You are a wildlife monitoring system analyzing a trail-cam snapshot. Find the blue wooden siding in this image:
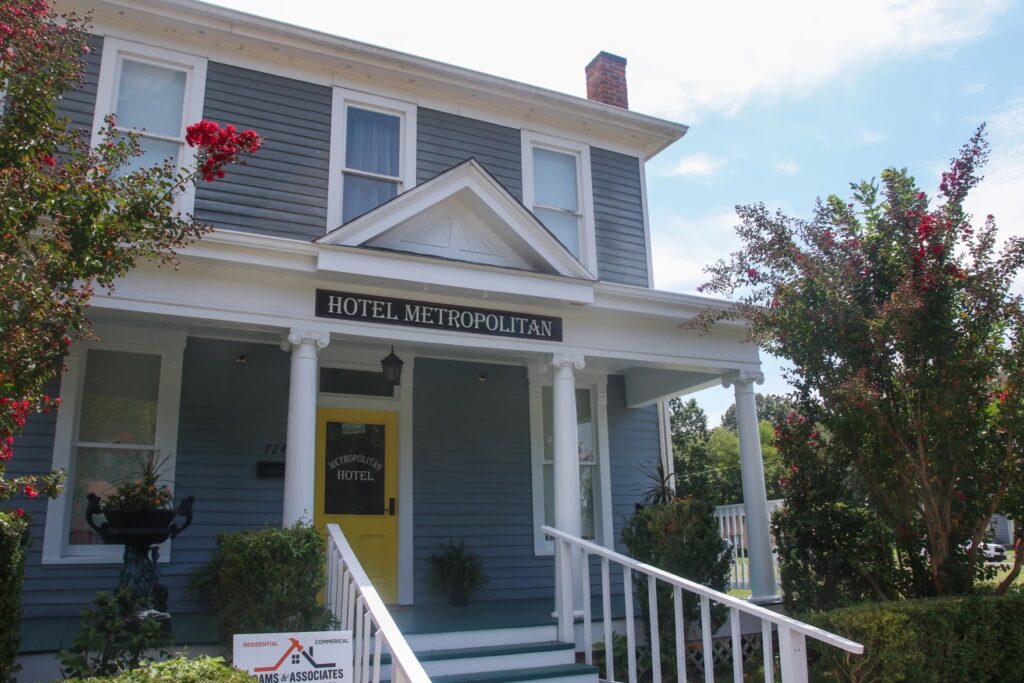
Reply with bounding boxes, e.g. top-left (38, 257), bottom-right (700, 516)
top-left (591, 147), bottom-right (650, 287)
top-left (606, 374), bottom-right (661, 553)
top-left (57, 34), bottom-right (102, 133)
top-left (194, 62), bottom-right (332, 240)
top-left (16, 338), bottom-right (289, 619)
top-left (412, 358), bottom-right (549, 602)
top-left (412, 359), bottom-right (660, 602)
top-left (417, 108), bottom-right (523, 200)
